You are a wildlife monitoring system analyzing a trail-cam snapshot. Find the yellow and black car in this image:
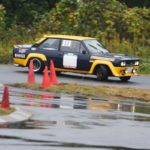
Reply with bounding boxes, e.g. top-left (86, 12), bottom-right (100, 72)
top-left (13, 35), bottom-right (140, 81)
